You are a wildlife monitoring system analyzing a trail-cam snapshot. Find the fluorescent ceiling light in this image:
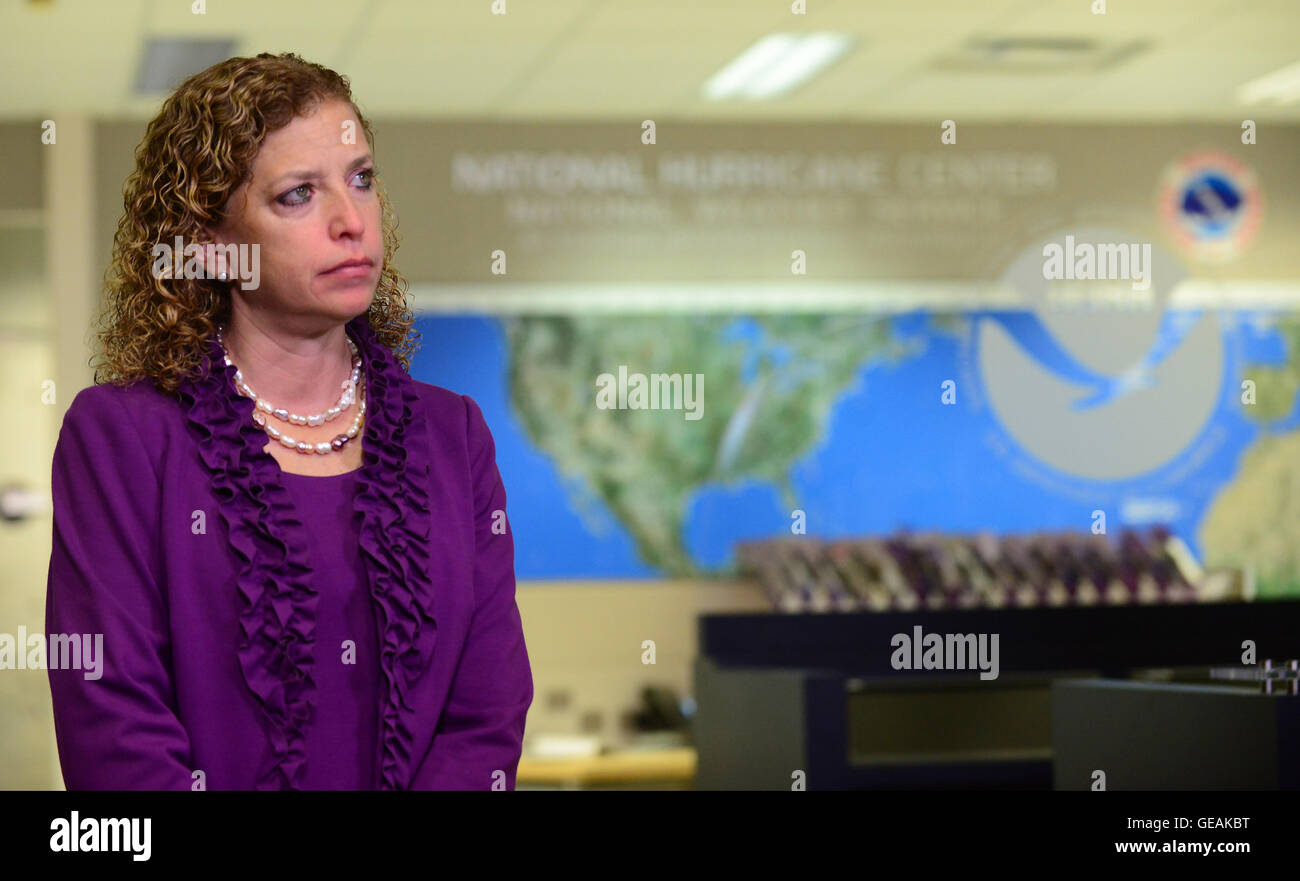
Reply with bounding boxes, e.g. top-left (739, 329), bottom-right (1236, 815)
top-left (705, 32), bottom-right (854, 100)
top-left (1238, 59), bottom-right (1300, 105)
